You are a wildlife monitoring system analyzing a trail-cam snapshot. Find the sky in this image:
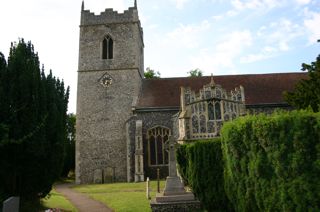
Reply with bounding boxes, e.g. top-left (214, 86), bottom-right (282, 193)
top-left (0, 0), bottom-right (319, 113)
